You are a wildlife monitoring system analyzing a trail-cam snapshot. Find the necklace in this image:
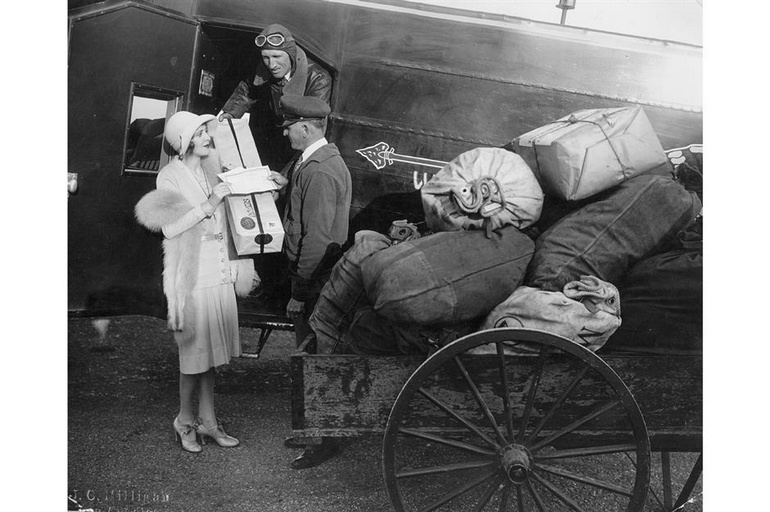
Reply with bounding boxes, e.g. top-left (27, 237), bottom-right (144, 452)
top-left (191, 166), bottom-right (211, 197)
top-left (190, 165), bottom-right (219, 222)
